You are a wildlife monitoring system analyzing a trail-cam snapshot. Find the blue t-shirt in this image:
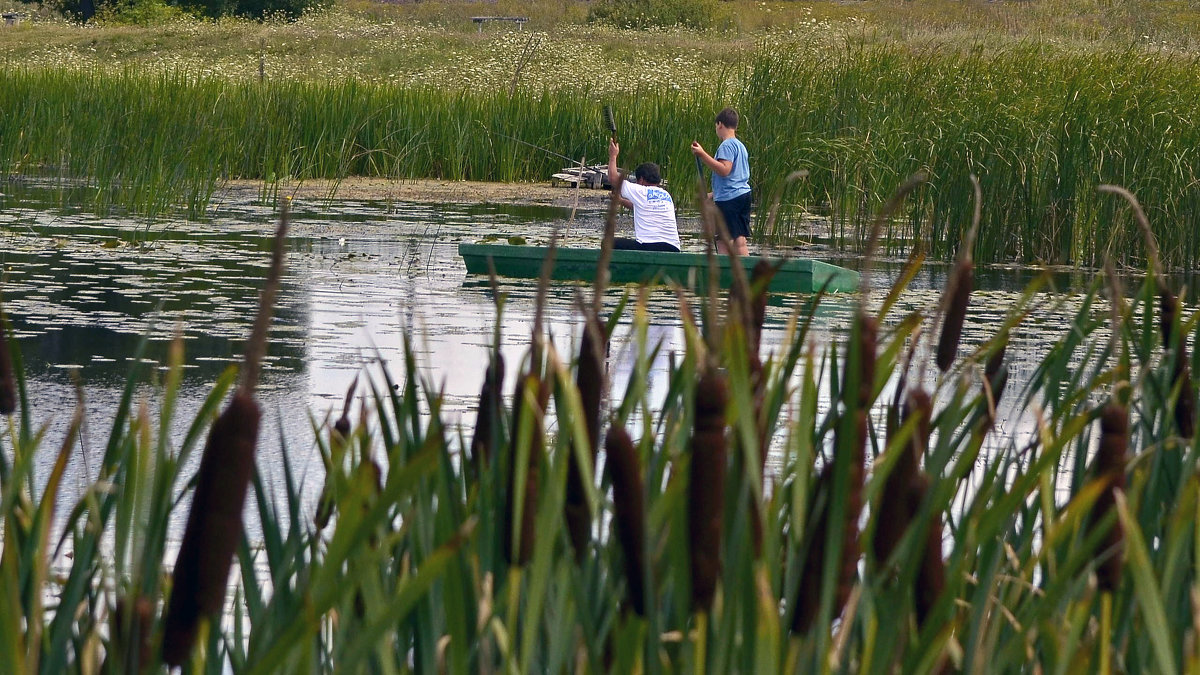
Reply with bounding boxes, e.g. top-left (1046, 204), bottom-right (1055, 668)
top-left (711, 137), bottom-right (751, 202)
